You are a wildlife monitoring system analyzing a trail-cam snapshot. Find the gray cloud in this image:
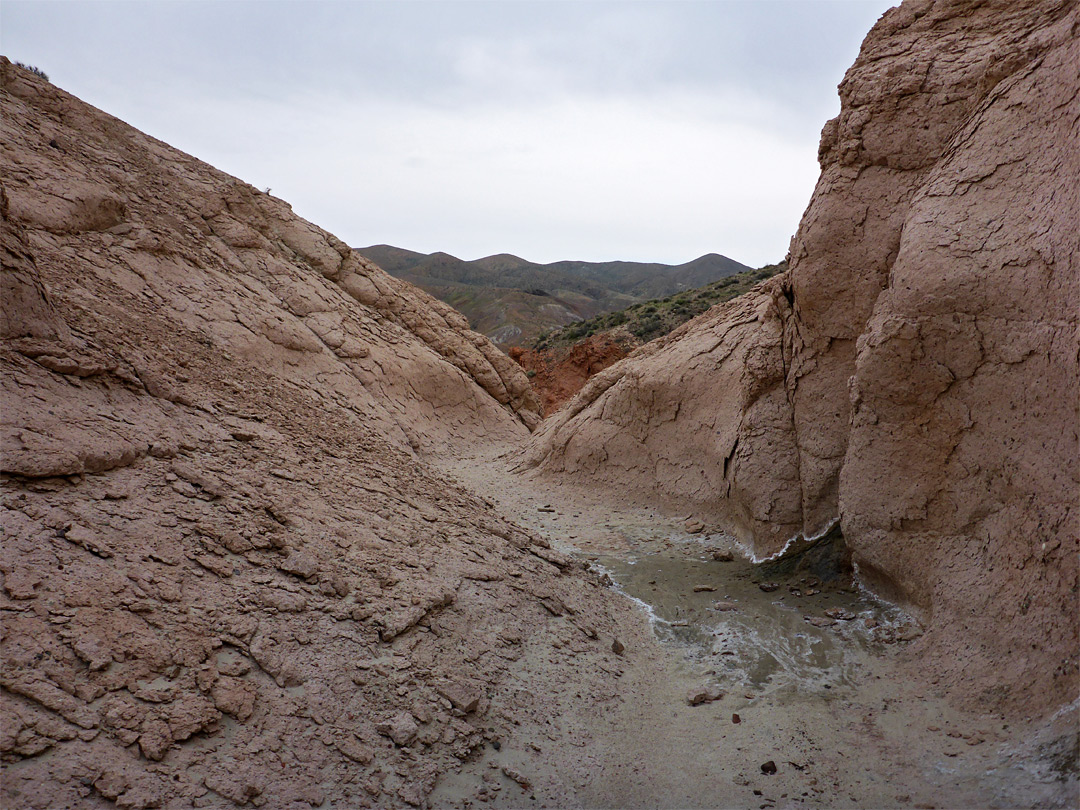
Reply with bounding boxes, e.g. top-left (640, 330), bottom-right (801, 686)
top-left (3, 0), bottom-right (895, 265)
